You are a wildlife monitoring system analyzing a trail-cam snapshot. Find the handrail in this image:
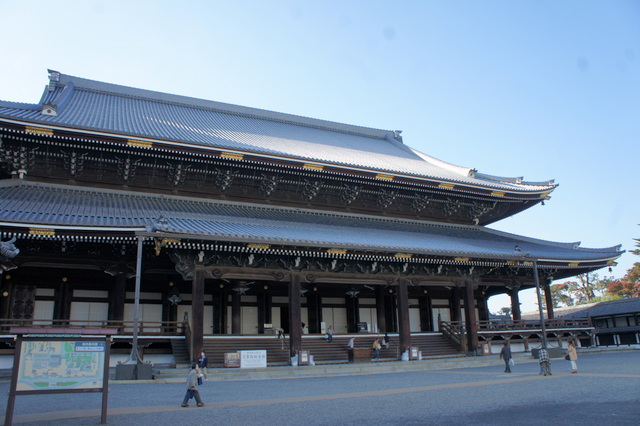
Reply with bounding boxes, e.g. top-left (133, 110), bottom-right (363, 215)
top-left (438, 319), bottom-right (466, 352)
top-left (0, 319), bottom-right (186, 335)
top-left (183, 320), bottom-right (192, 361)
top-left (451, 318), bottom-right (593, 332)
top-left (438, 318), bottom-right (592, 353)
